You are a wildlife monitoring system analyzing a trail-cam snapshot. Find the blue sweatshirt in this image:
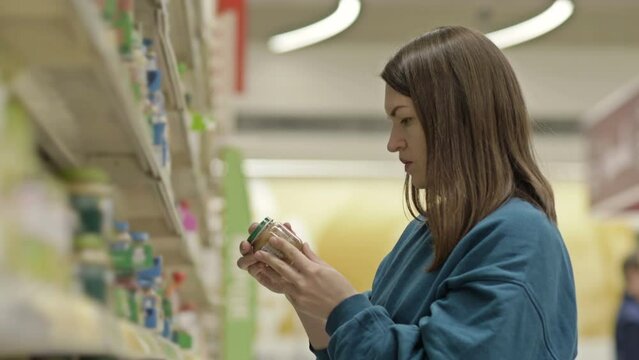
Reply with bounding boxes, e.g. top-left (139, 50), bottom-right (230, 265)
top-left (313, 198), bottom-right (578, 359)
